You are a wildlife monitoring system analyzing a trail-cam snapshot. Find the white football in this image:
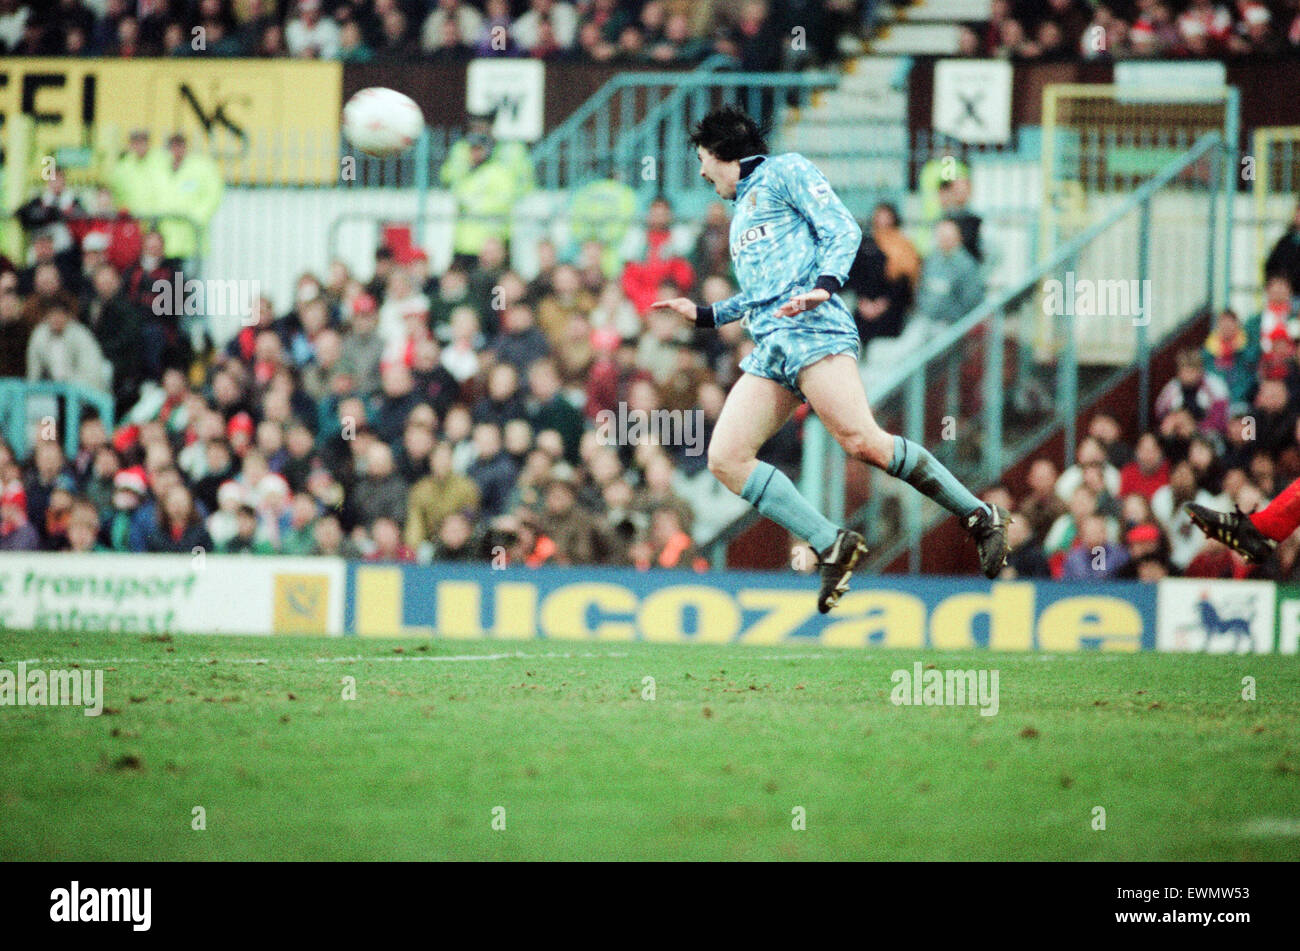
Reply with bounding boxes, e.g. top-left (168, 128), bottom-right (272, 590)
top-left (343, 87), bottom-right (425, 157)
